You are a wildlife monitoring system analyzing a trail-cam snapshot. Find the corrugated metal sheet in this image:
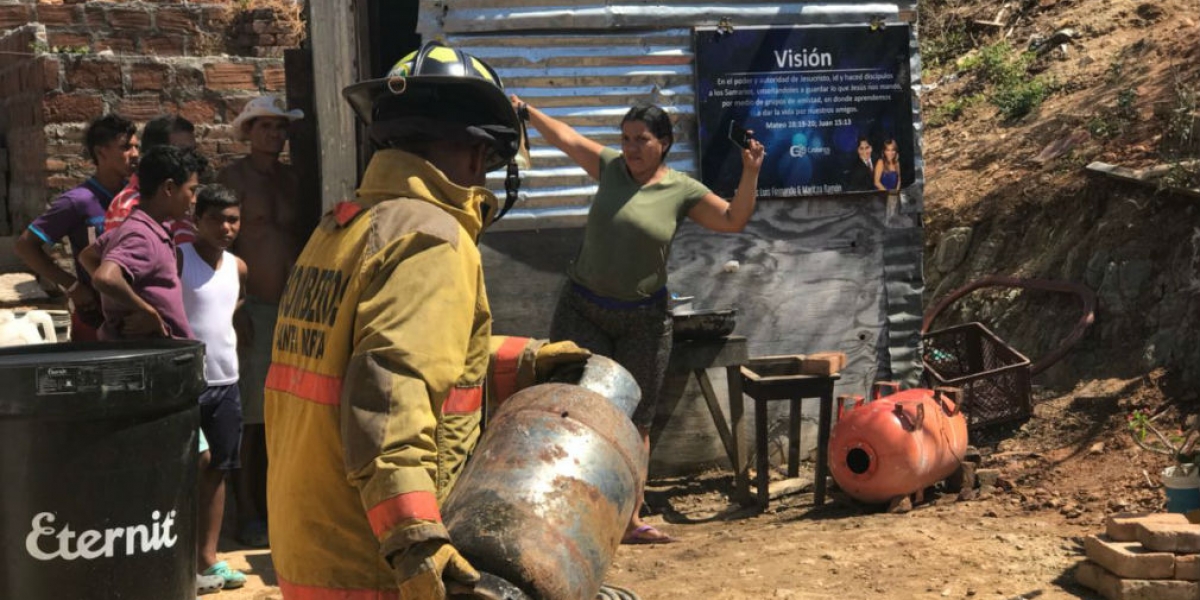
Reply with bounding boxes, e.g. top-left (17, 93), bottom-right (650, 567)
top-left (417, 1), bottom-right (917, 231)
